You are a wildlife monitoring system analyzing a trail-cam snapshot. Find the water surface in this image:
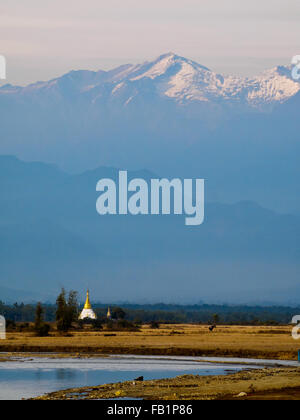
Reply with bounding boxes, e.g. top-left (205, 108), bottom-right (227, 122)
top-left (0, 354), bottom-right (297, 400)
